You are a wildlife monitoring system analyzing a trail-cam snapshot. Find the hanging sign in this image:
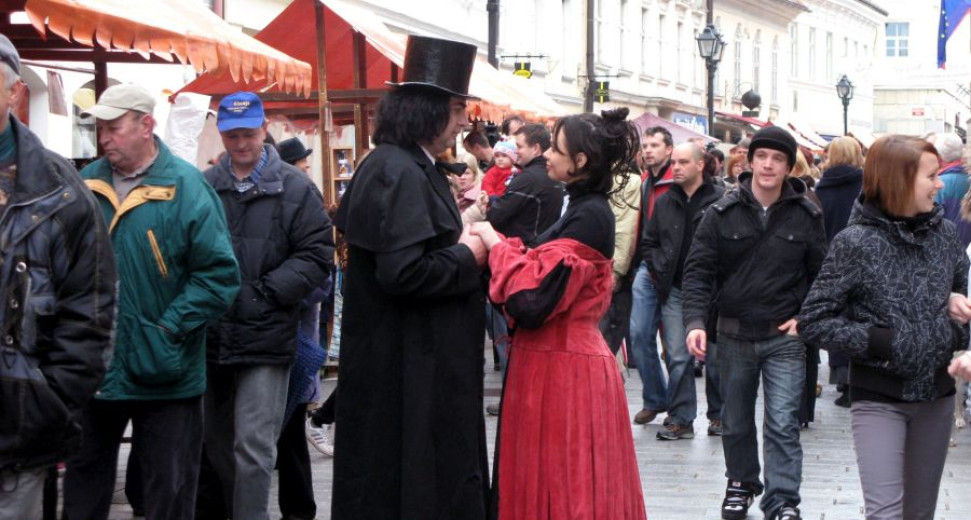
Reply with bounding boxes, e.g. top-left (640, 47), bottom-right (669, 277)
top-left (592, 81), bottom-right (610, 103)
top-left (513, 61), bottom-right (532, 79)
